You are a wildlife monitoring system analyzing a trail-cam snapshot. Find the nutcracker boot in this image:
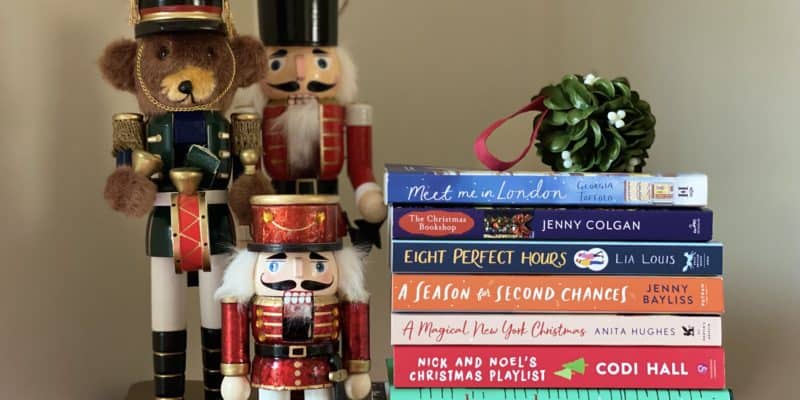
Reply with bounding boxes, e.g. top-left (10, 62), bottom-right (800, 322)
top-left (153, 331), bottom-right (187, 399)
top-left (201, 328), bottom-right (222, 400)
top-left (152, 257), bottom-right (188, 399)
top-left (199, 256), bottom-right (226, 399)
